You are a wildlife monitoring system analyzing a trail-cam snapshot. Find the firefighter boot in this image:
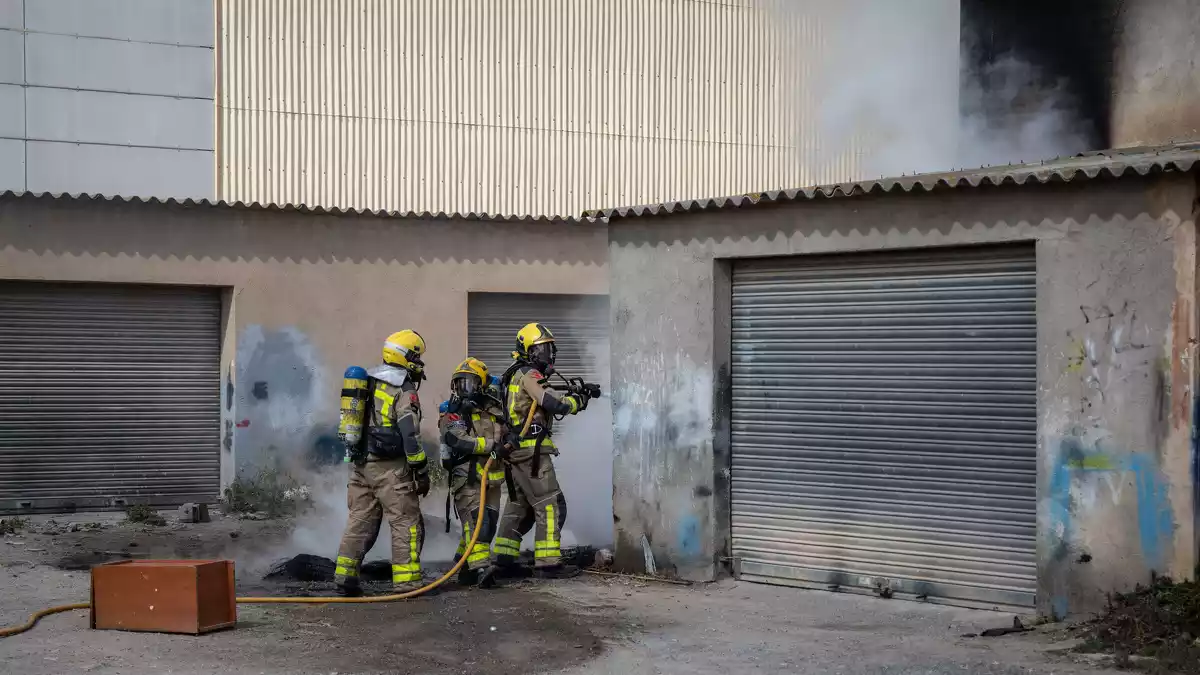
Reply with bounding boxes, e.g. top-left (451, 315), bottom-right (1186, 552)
top-left (458, 566), bottom-right (480, 586)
